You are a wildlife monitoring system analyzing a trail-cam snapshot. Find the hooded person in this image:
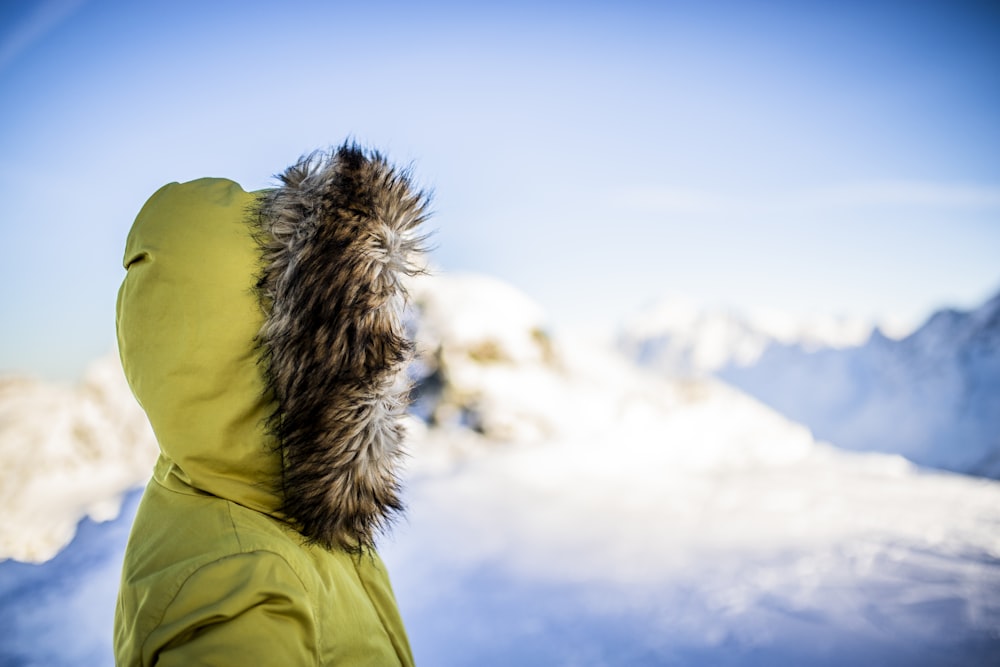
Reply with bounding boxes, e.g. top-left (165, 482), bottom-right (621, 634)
top-left (113, 143), bottom-right (429, 666)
